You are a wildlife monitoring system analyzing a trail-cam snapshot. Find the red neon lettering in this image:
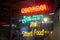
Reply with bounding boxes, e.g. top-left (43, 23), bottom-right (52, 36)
top-left (21, 4), bottom-right (48, 14)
